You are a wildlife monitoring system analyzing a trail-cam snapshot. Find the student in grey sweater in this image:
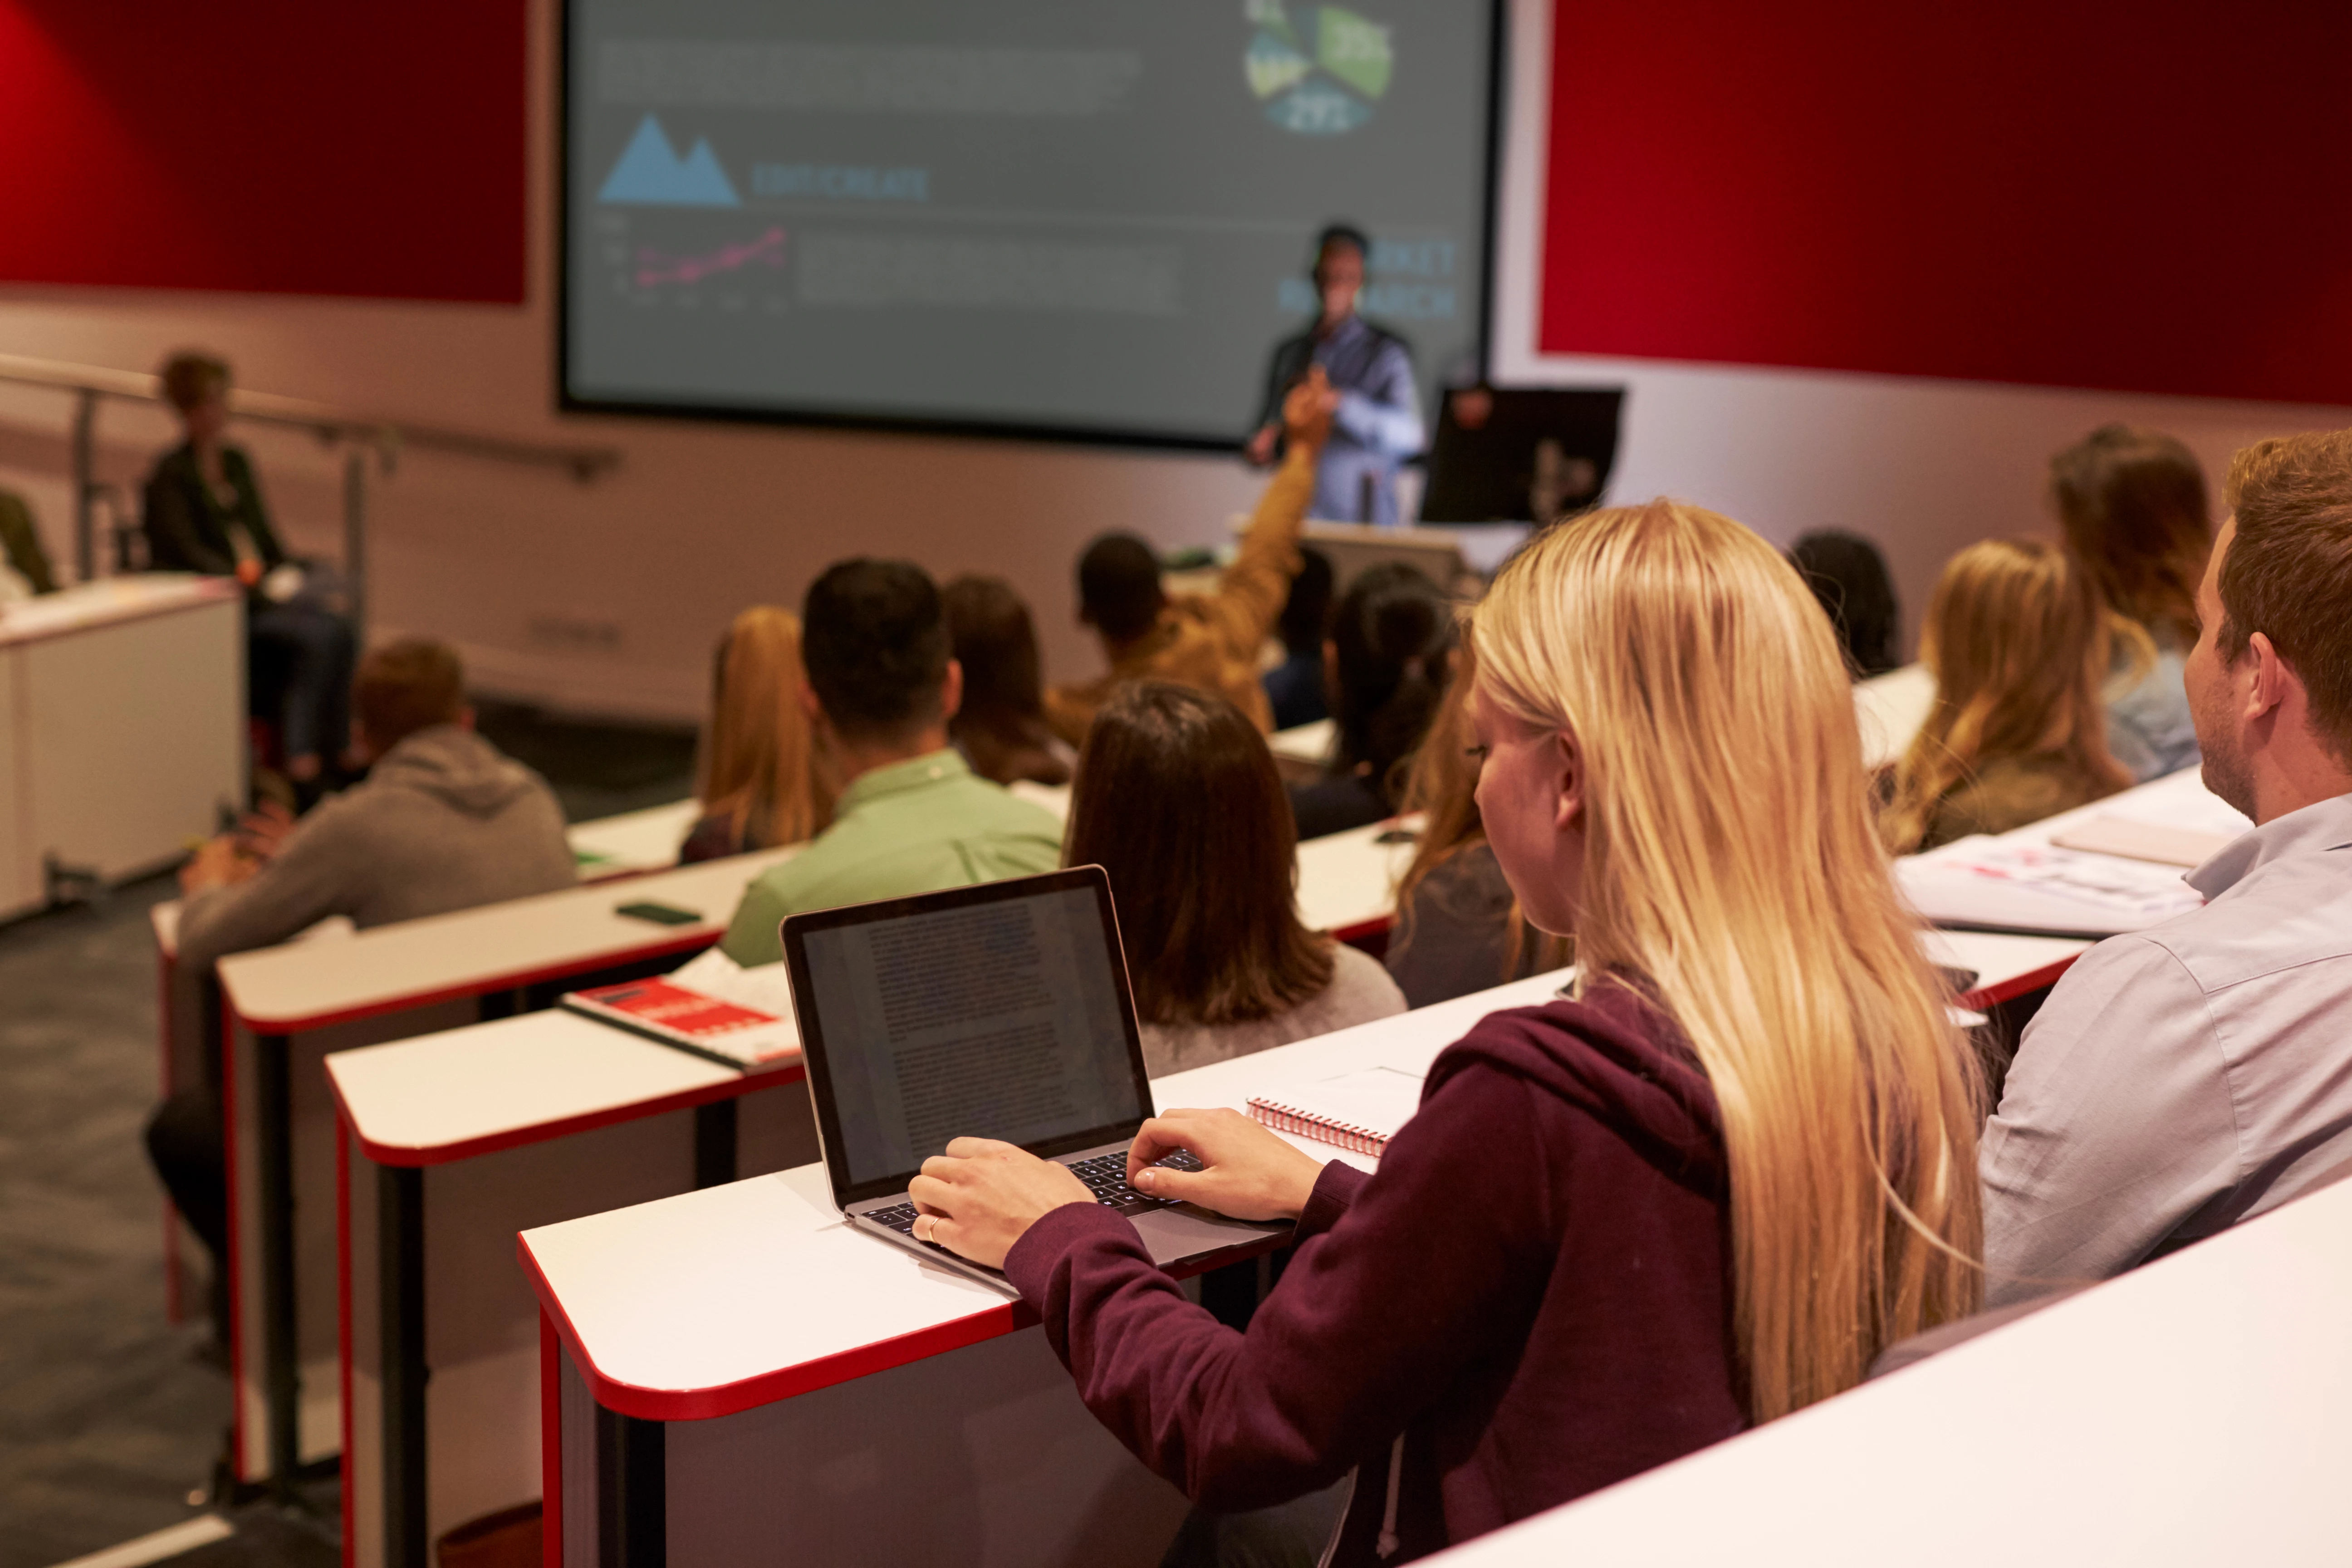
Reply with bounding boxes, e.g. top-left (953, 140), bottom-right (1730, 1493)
top-left (148, 640), bottom-right (575, 1333)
